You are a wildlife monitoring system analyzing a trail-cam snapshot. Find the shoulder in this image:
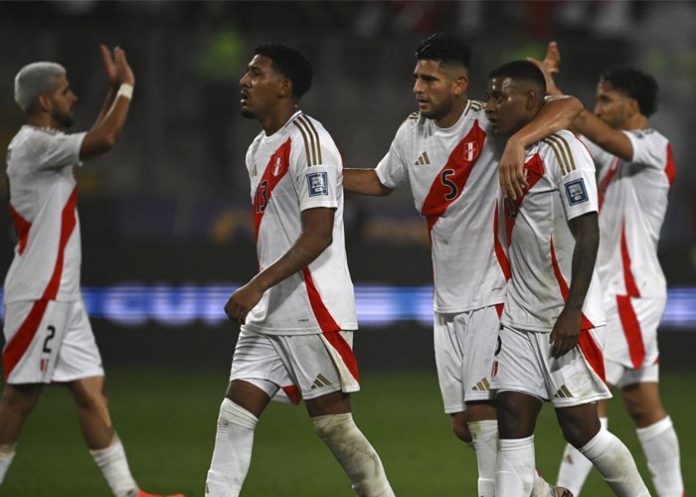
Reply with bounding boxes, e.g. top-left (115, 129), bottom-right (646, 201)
top-left (623, 128), bottom-right (669, 148)
top-left (287, 112), bottom-right (339, 166)
top-left (540, 131), bottom-right (591, 173)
